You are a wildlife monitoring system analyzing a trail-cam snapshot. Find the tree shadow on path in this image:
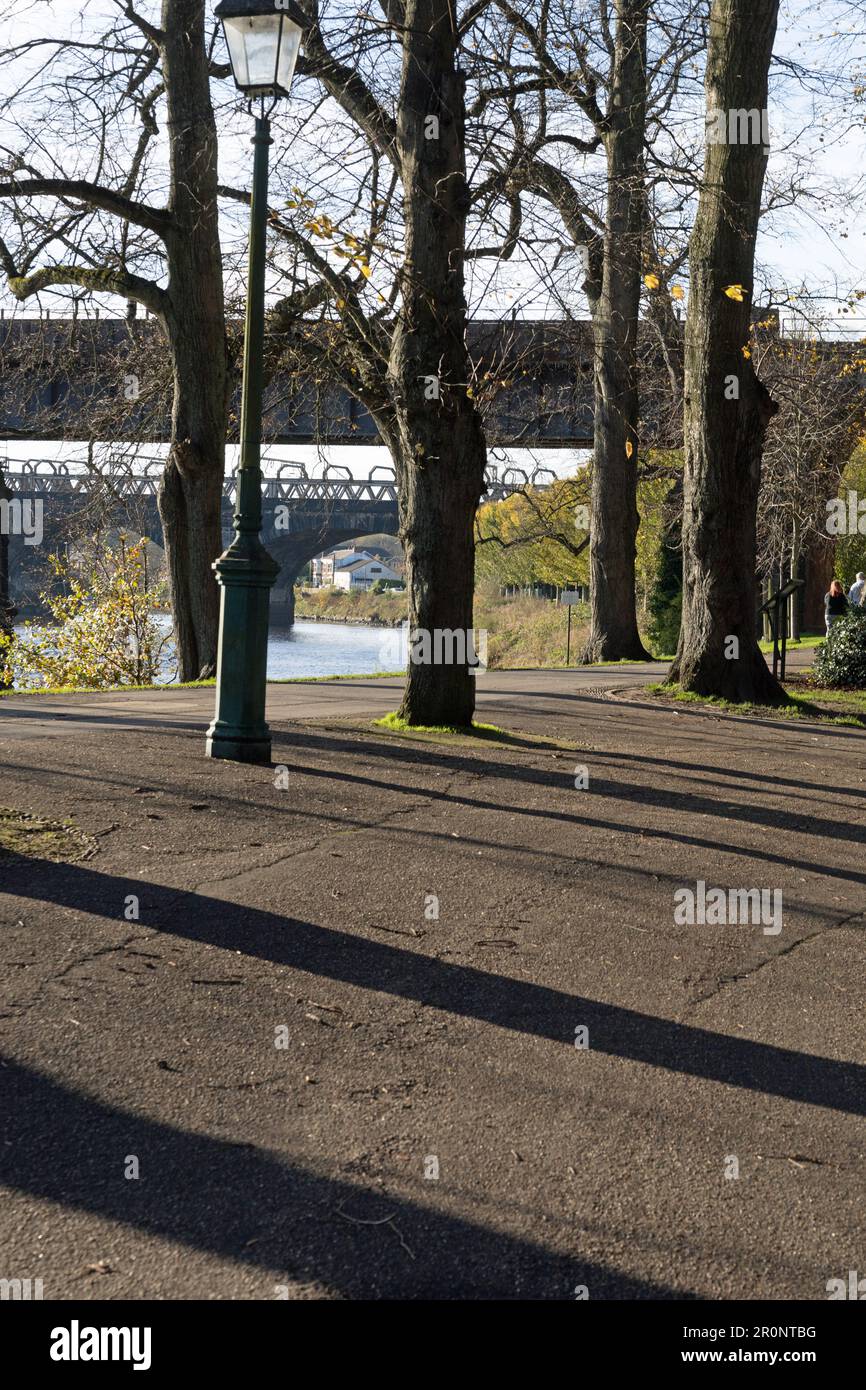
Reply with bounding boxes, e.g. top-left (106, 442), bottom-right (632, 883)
top-left (0, 1056), bottom-right (690, 1300)
top-left (5, 858), bottom-right (865, 1118)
